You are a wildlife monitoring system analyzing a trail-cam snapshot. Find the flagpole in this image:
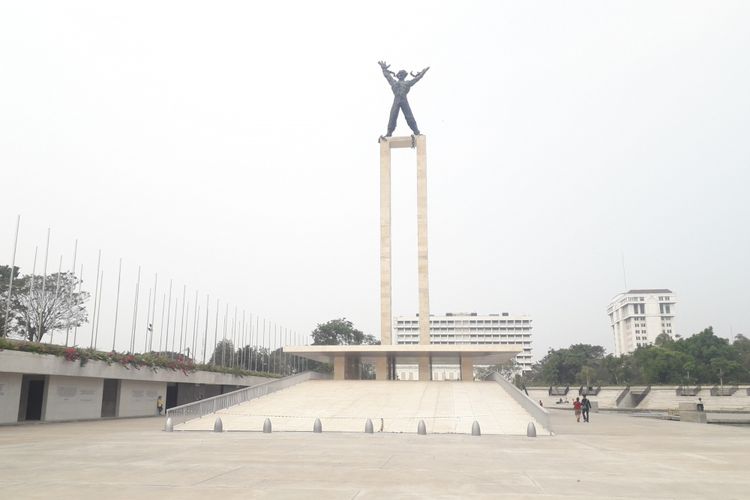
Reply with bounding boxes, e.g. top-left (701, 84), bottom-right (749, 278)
top-left (2, 215), bottom-right (20, 338)
top-left (111, 258), bottom-right (122, 352)
top-left (64, 239), bottom-right (78, 346)
top-left (72, 263), bottom-right (83, 346)
top-left (89, 250), bottom-right (101, 348)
